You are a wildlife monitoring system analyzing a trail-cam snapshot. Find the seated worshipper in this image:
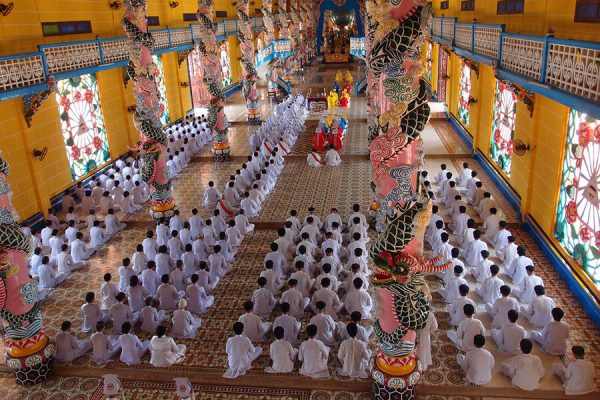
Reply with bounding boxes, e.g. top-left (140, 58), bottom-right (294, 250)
top-left (450, 195), bottom-right (468, 218)
top-left (311, 278), bottom-right (344, 321)
top-left (216, 231), bottom-right (235, 262)
top-left (447, 304), bottom-right (485, 352)
top-left (475, 264), bottom-right (504, 306)
top-left (169, 209), bottom-right (184, 233)
top-left (344, 278), bottom-right (373, 319)
top-left (265, 326), bottom-right (298, 373)
top-left (425, 205), bottom-right (443, 245)
top-left (157, 274), bottom-right (182, 311)
top-left (522, 285), bottom-right (555, 329)
top-left (57, 244), bottom-right (84, 275)
top-left (81, 292), bottom-right (108, 333)
top-left (235, 209), bottom-right (255, 234)
top-left (156, 219), bottom-right (170, 246)
top-left (208, 245), bottom-right (231, 278)
top-left (100, 273), bottom-right (118, 311)
top-left (553, 346), bottom-right (597, 396)
top-left (417, 310), bottom-right (438, 371)
top-left (492, 220), bottom-right (511, 253)
top-left (240, 192), bottom-right (260, 217)
top-left (482, 207), bottom-right (501, 242)
top-left (337, 322), bottom-right (371, 379)
top-left (471, 250), bottom-right (493, 284)
top-left (202, 219), bottom-right (217, 248)
top-left (90, 321), bottom-right (120, 365)
top-left (281, 278), bottom-right (310, 318)
top-left (309, 301), bottom-right (337, 346)
top-left (460, 219), bottom-right (476, 247)
top-left (118, 258), bottom-right (135, 292)
top-left (48, 229), bottom-right (64, 263)
top-left (450, 206), bottom-right (470, 237)
top-left (239, 300), bottom-right (272, 342)
top-left (253, 276), bottom-right (277, 318)
top-left (211, 209), bottom-right (227, 236)
top-left (516, 265), bottom-right (544, 304)
top-left (118, 322), bottom-right (150, 365)
top-left (447, 284), bottom-right (476, 327)
top-left (141, 261), bottom-right (161, 295)
top-left (38, 256), bottom-right (67, 293)
top-left (126, 276), bottom-right (148, 314)
top-left (531, 307), bottom-right (570, 355)
top-left (223, 322), bottom-right (262, 378)
top-left (149, 325), bottom-right (187, 367)
top-left (298, 324), bottom-right (330, 378)
top-left (186, 274), bottom-right (214, 314)
top-left (457, 335), bottom-right (495, 386)
top-left (104, 209), bottom-right (127, 238)
top-left (314, 263), bottom-right (340, 292)
top-left (439, 266), bottom-right (468, 303)
top-left (265, 243), bottom-right (288, 278)
top-left (429, 220), bottom-right (446, 255)
top-left (142, 230), bottom-right (159, 261)
top-left (120, 191), bottom-right (141, 215)
top-left (260, 261), bottom-right (283, 294)
top-left (139, 297), bottom-right (167, 333)
top-left (307, 148), bottom-right (323, 168)
top-left (324, 144), bottom-right (342, 166)
top-left (171, 299), bottom-right (202, 339)
top-left (275, 228), bottom-right (296, 261)
top-left (476, 192), bottom-right (497, 219)
top-left (501, 339), bottom-right (545, 391)
top-left (434, 164), bottom-right (448, 185)
top-left (71, 232), bottom-right (96, 263)
top-left (204, 181), bottom-right (221, 207)
top-left (491, 310), bottom-right (528, 354)
top-left (435, 233), bottom-right (453, 265)
top-left (131, 244), bottom-right (147, 275)
top-left (273, 302), bottom-right (302, 345)
top-left (443, 181), bottom-right (460, 209)
top-left (440, 248), bottom-right (465, 283)
top-left (501, 235), bottom-right (519, 268)
top-left (54, 320), bottom-right (91, 363)
top-left (188, 208), bottom-right (204, 238)
top-left (226, 220), bottom-right (243, 248)
top-left (168, 230), bottom-right (184, 262)
top-left (110, 292), bottom-right (135, 334)
top-left (463, 230), bottom-right (488, 268)
top-left (99, 191), bottom-right (114, 215)
top-left (196, 261), bottom-right (218, 292)
top-left (487, 285), bottom-right (521, 329)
